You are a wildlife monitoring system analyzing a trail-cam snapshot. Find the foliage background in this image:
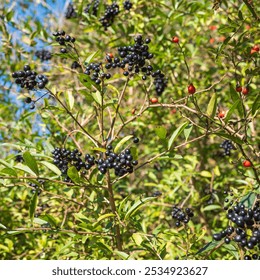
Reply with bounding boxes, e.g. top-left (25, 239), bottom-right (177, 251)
top-left (0, 0), bottom-right (259, 260)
